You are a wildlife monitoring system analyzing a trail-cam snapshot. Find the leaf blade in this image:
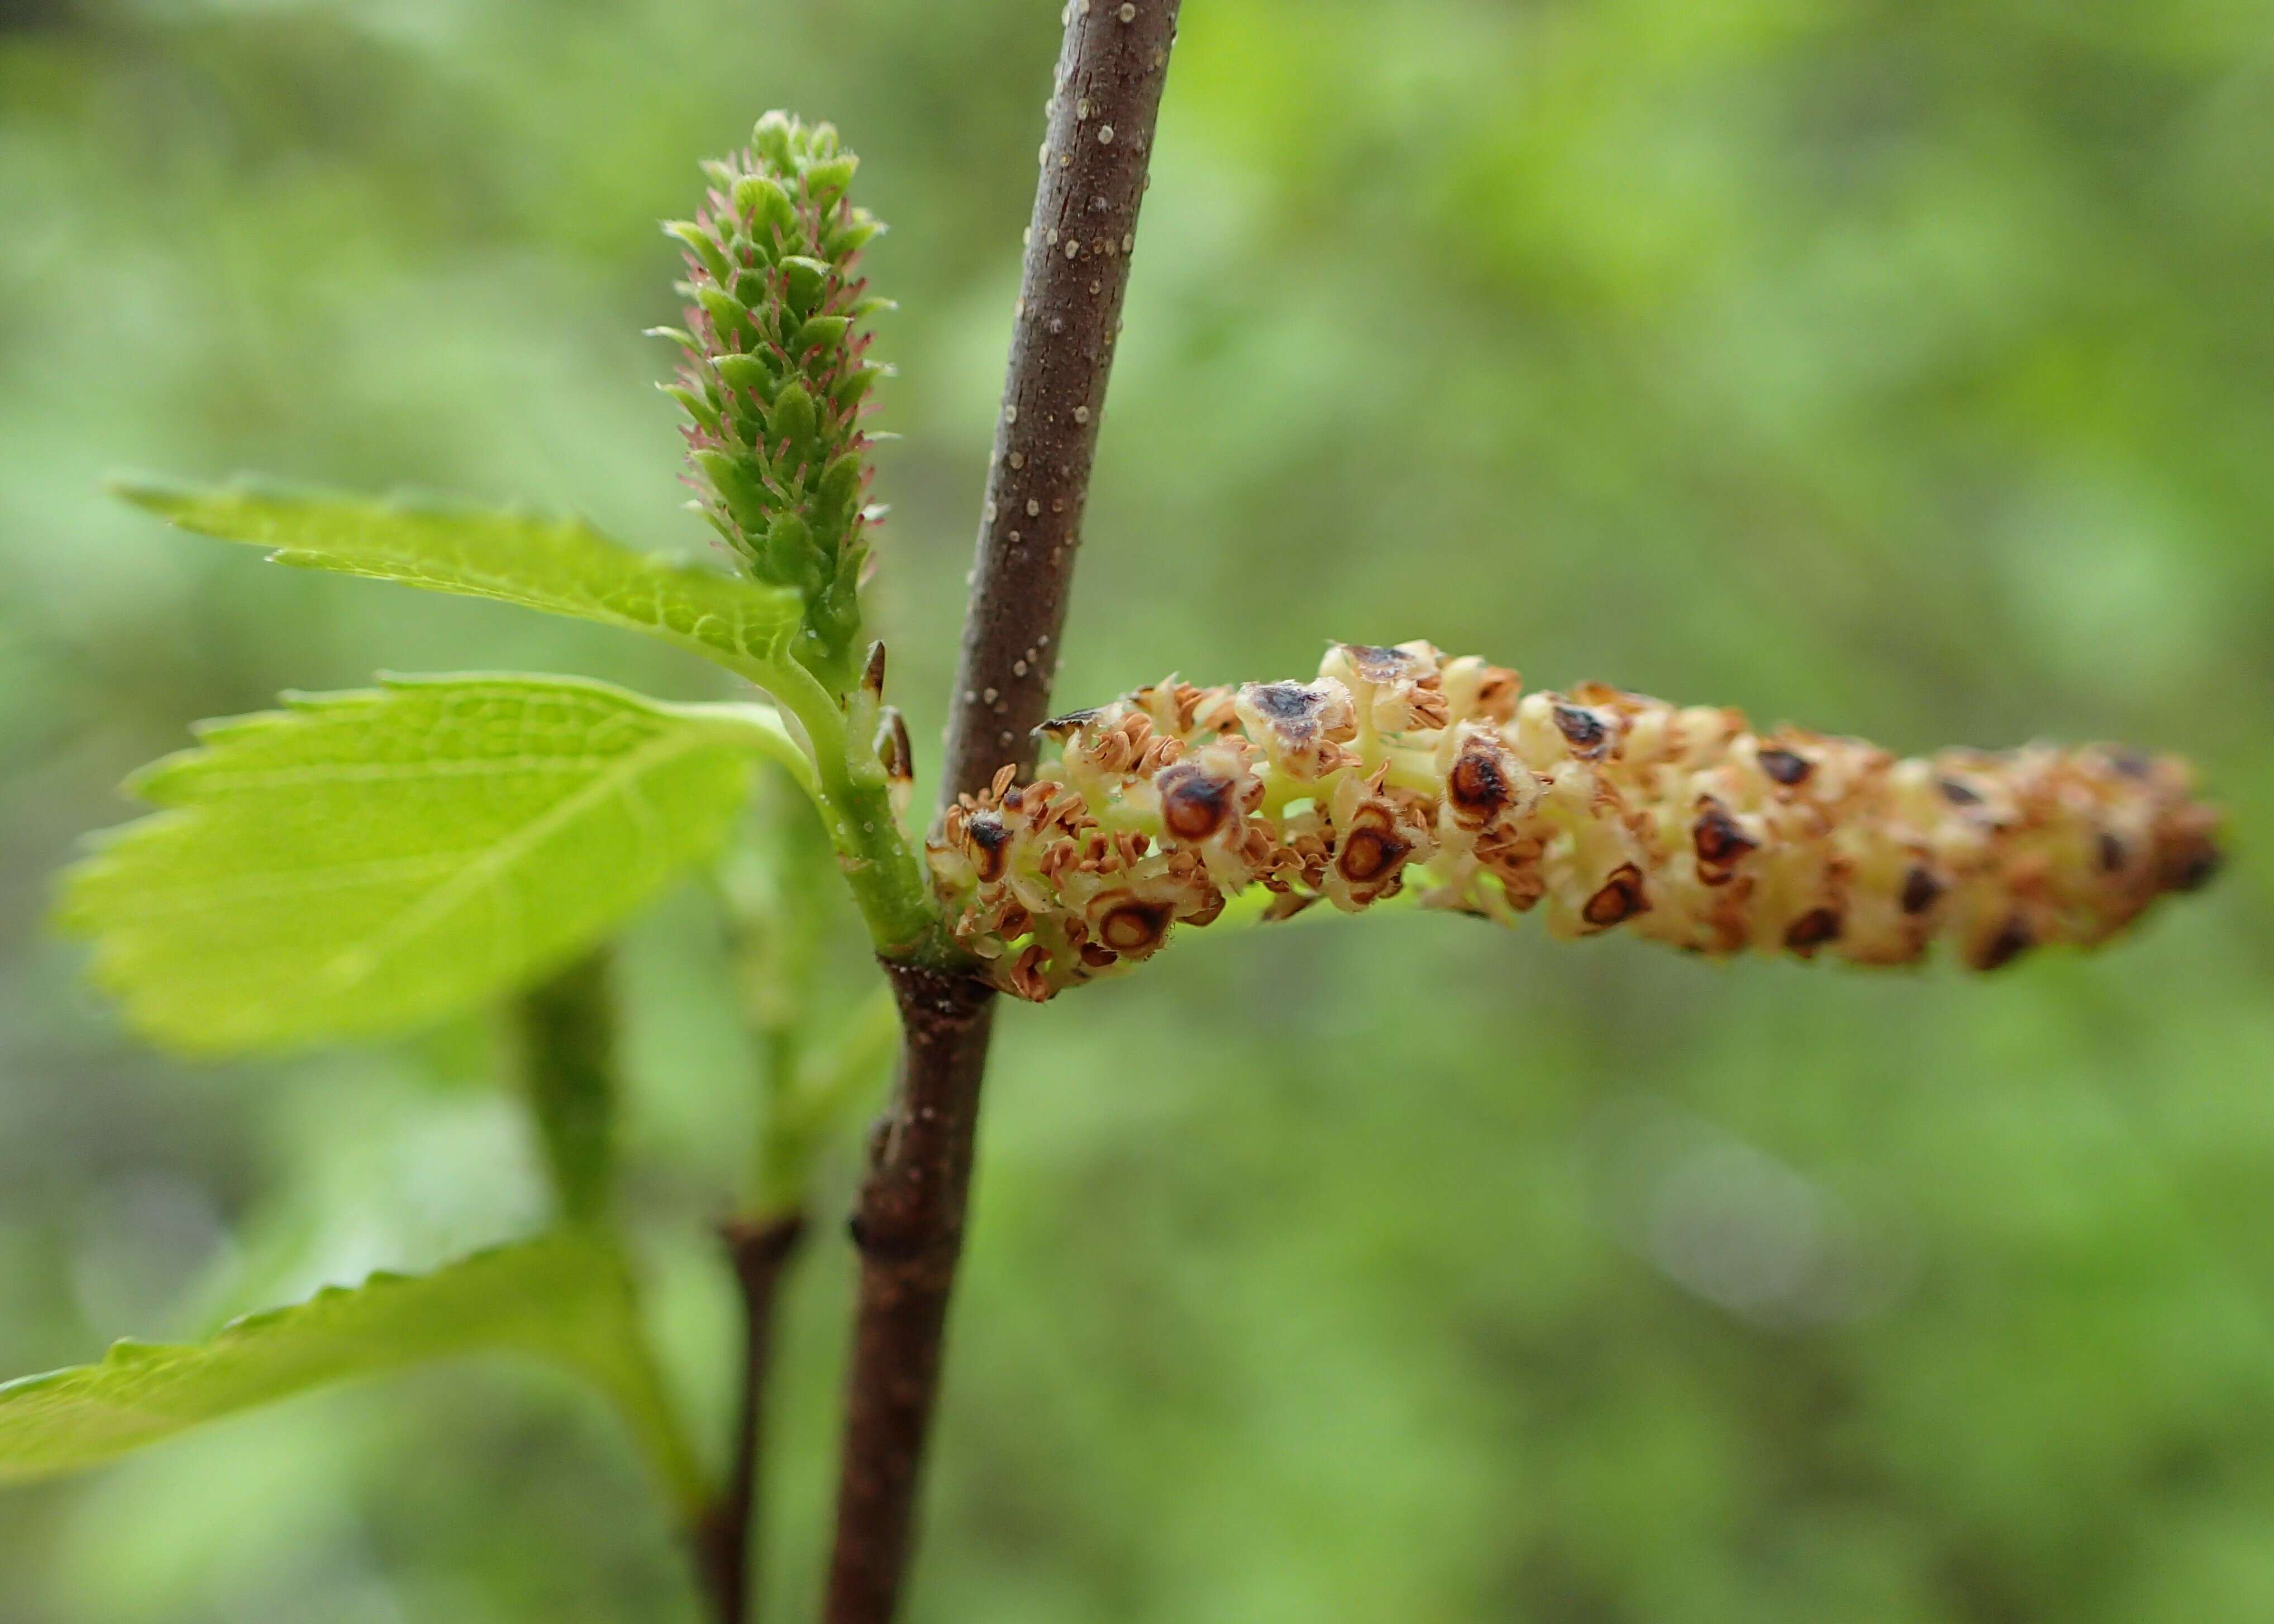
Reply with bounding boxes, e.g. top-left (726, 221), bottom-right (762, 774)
top-left (0, 1233), bottom-right (703, 1513)
top-left (112, 478), bottom-right (805, 685)
top-left (61, 673), bottom-right (761, 1052)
